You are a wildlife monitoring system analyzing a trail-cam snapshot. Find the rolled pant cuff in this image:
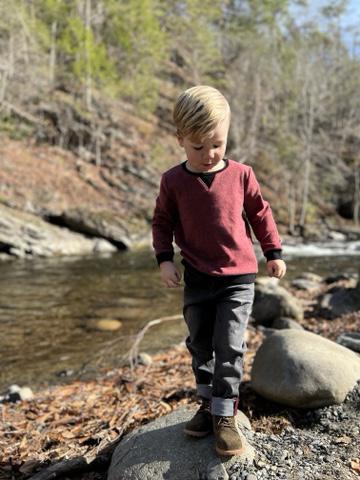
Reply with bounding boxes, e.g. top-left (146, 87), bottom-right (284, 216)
top-left (196, 384), bottom-right (212, 400)
top-left (211, 396), bottom-right (237, 416)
